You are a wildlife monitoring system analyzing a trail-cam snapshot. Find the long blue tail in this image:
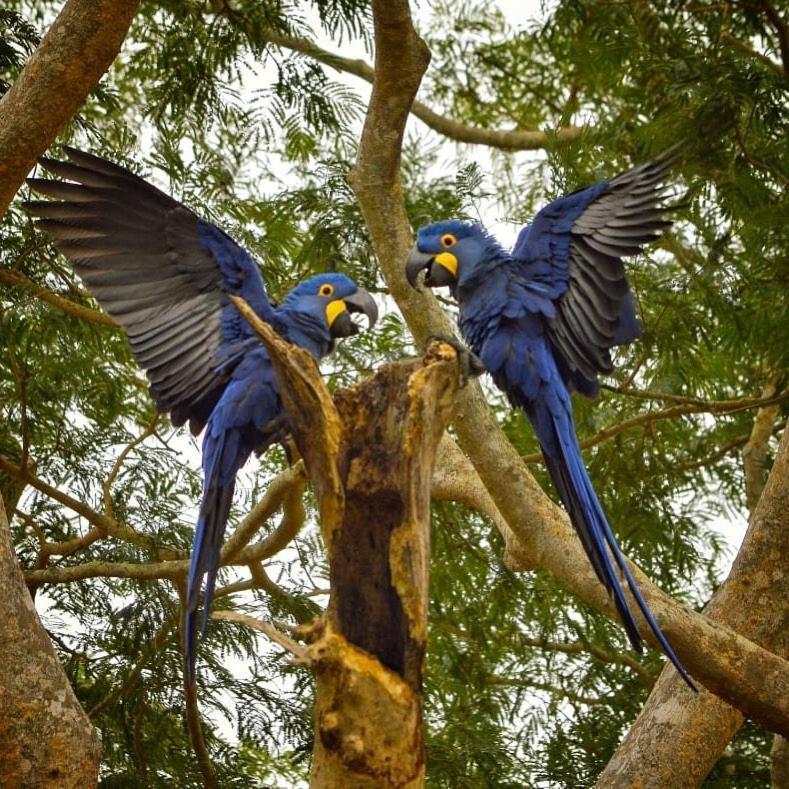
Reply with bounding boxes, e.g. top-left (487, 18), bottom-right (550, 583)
top-left (184, 431), bottom-right (239, 683)
top-left (531, 400), bottom-right (697, 691)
